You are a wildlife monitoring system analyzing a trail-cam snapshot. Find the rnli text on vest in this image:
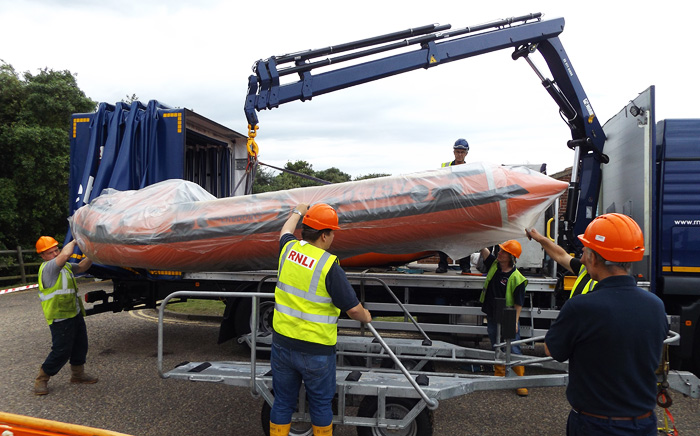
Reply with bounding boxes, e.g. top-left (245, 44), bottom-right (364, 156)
top-left (287, 249), bottom-right (317, 270)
